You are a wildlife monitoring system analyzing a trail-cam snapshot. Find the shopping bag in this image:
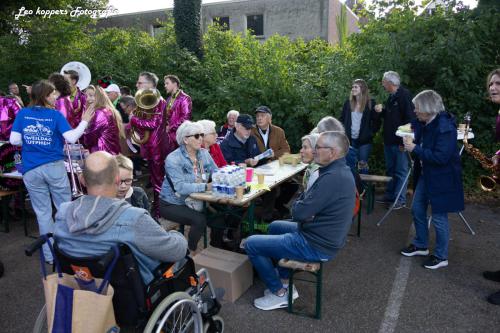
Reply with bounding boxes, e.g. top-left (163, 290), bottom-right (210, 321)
top-left (39, 236), bottom-right (120, 333)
